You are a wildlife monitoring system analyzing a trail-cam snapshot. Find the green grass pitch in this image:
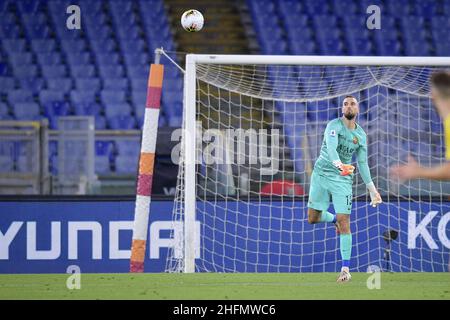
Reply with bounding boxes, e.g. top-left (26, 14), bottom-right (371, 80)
top-left (0, 273), bottom-right (449, 300)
